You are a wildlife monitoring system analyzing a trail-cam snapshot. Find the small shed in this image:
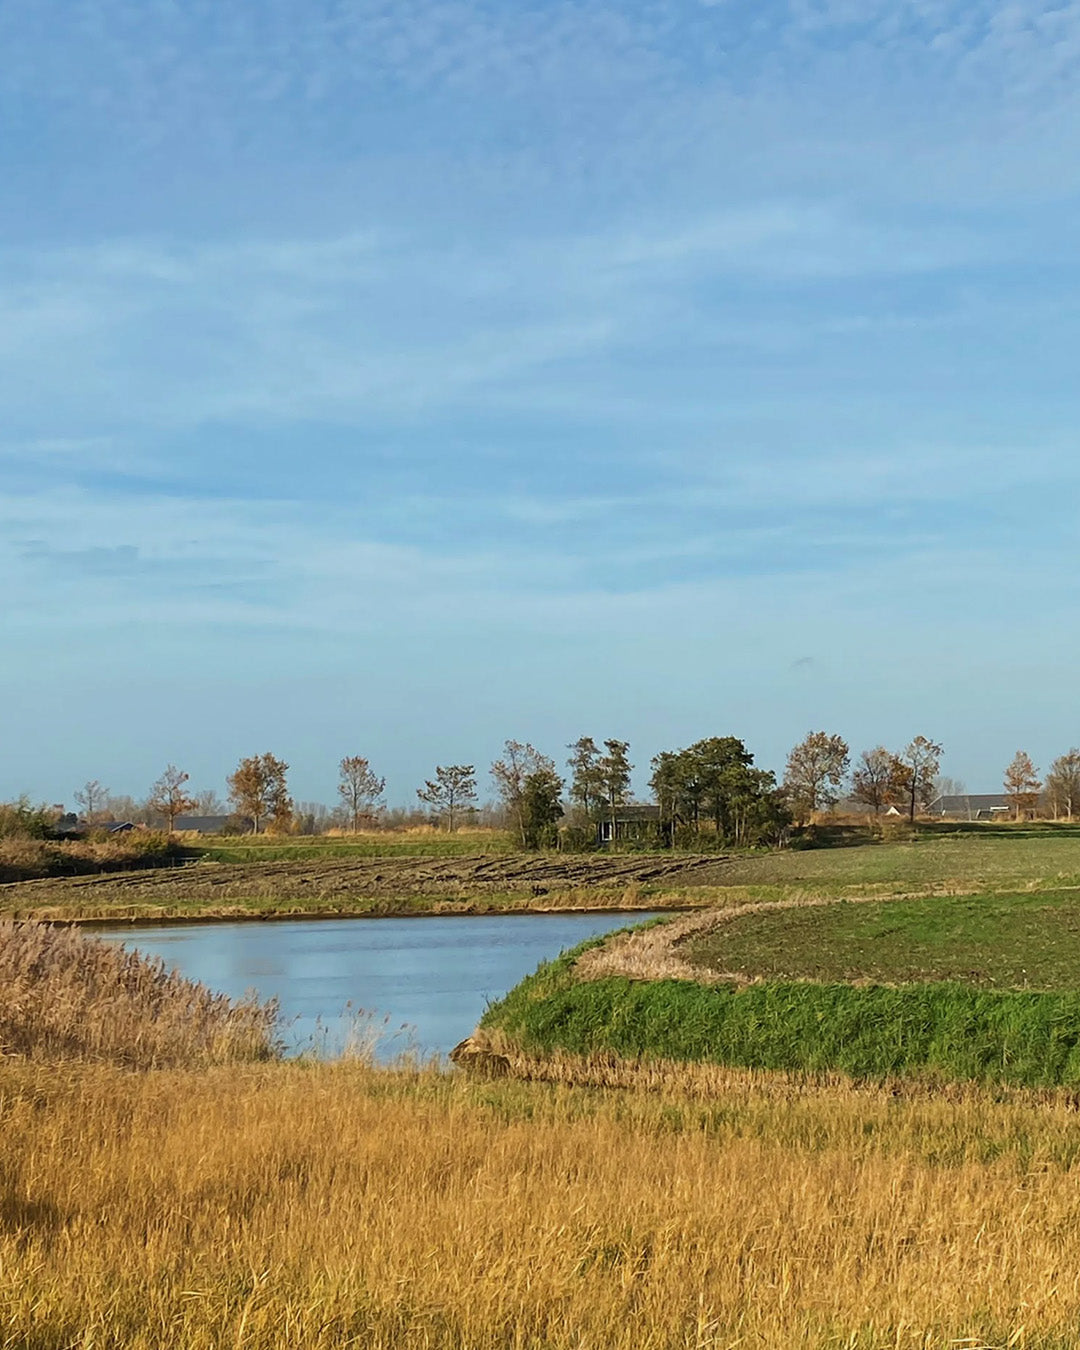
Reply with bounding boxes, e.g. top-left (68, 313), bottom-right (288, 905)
top-left (597, 804), bottom-right (662, 845)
